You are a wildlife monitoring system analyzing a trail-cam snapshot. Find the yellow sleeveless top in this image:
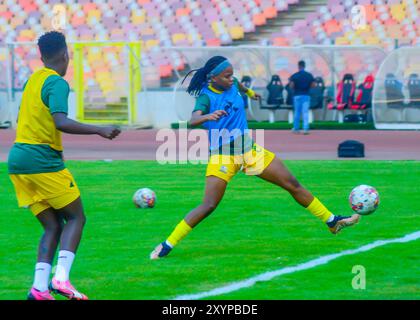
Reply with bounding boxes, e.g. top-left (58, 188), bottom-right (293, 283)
top-left (15, 67), bottom-right (63, 151)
